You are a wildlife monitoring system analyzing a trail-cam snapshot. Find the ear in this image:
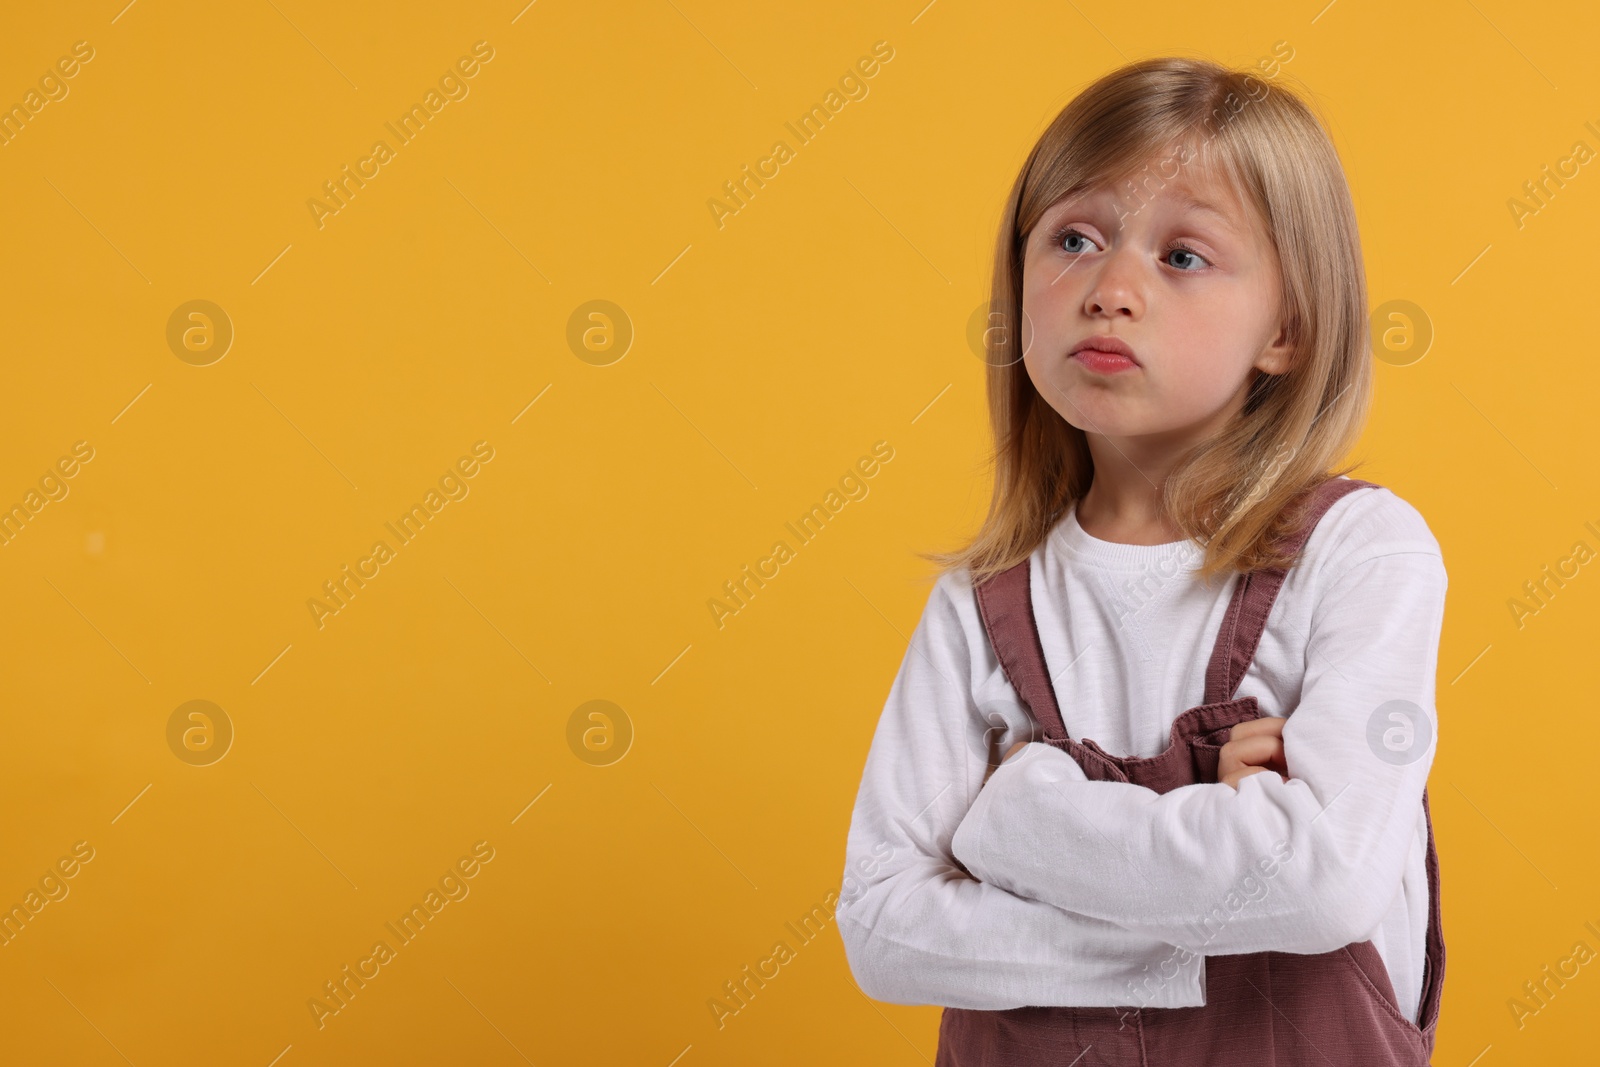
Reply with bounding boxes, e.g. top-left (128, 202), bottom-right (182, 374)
top-left (1256, 319), bottom-right (1295, 376)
